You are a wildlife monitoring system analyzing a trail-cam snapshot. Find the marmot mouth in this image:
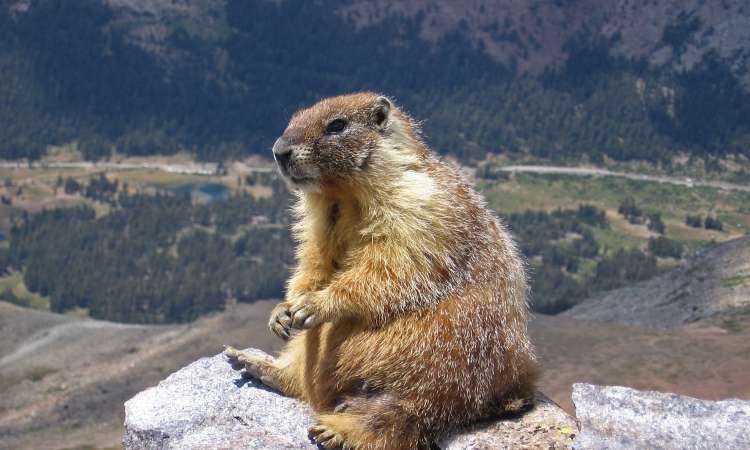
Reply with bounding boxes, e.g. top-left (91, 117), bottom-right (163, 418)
top-left (290, 175), bottom-right (316, 185)
top-left (277, 163), bottom-right (316, 185)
